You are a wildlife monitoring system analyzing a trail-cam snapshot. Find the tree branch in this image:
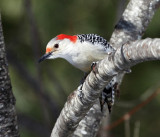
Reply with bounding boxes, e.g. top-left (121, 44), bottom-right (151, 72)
top-left (51, 38), bottom-right (160, 137)
top-left (110, 0), bottom-right (160, 49)
top-left (71, 100), bottom-right (106, 137)
top-left (72, 0), bottom-right (160, 136)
